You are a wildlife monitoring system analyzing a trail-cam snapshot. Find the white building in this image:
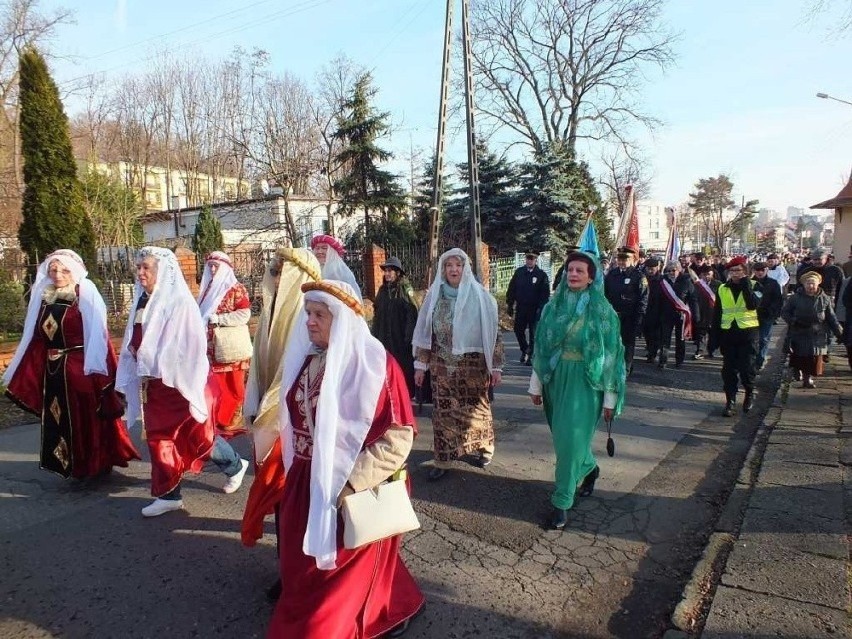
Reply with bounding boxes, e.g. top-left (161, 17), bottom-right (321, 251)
top-left (140, 195), bottom-right (360, 250)
top-left (635, 200), bottom-right (672, 251)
